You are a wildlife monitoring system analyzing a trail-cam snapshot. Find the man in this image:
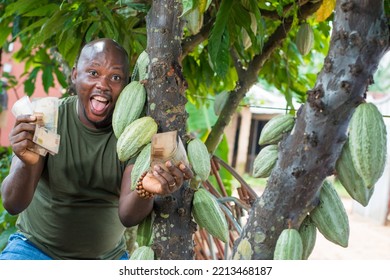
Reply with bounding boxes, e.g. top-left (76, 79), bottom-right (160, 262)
top-left (0, 38), bottom-right (192, 260)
